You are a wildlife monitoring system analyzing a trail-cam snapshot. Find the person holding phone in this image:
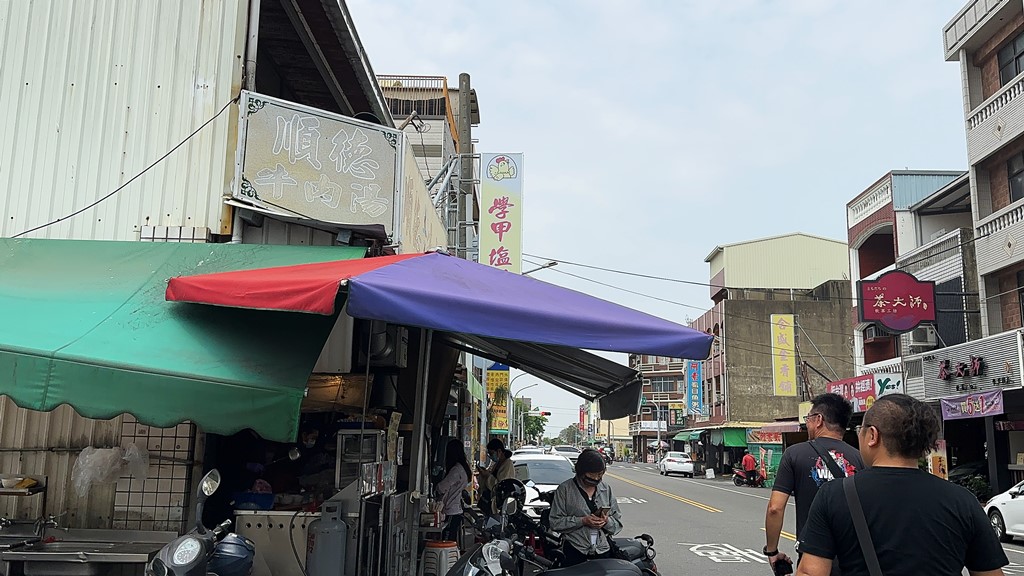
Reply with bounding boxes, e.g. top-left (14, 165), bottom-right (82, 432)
top-left (549, 449), bottom-right (623, 567)
top-left (477, 439), bottom-right (515, 515)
